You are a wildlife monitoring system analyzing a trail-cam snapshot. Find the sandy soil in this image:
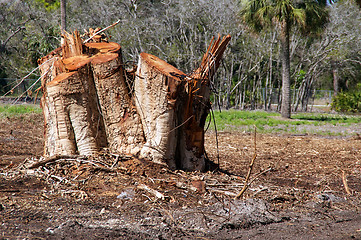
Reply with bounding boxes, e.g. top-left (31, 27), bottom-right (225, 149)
top-left (1, 112), bottom-right (361, 239)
